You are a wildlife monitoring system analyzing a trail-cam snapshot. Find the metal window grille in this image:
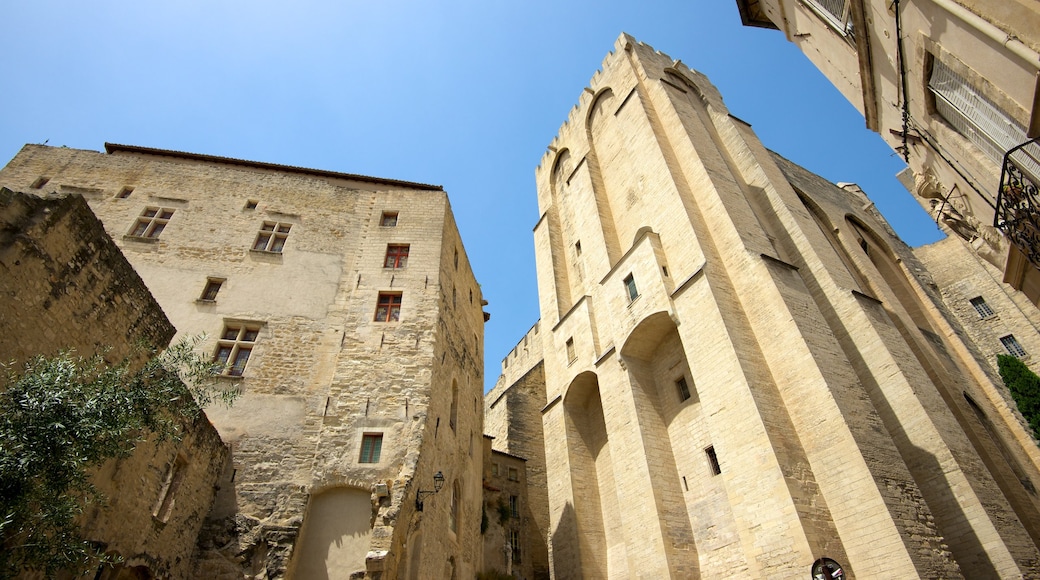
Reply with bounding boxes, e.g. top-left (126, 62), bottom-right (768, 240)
top-left (1001, 335), bottom-right (1027, 358)
top-left (802, 0), bottom-right (852, 36)
top-left (969, 296), bottom-right (994, 318)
